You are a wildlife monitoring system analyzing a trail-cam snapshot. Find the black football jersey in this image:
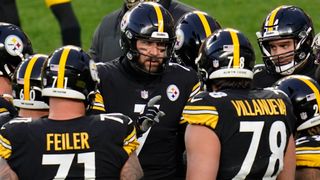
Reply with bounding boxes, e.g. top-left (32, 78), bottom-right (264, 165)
top-left (93, 58), bottom-right (200, 179)
top-left (183, 88), bottom-right (296, 179)
top-left (0, 113), bottom-right (138, 179)
top-left (252, 60), bottom-right (317, 88)
top-left (296, 135), bottom-right (320, 168)
top-left (0, 96), bottom-right (18, 126)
